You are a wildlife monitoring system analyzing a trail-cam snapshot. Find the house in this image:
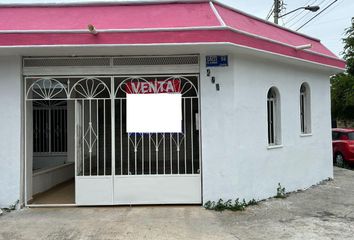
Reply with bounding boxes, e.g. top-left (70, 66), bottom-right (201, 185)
top-left (0, 0), bottom-right (345, 207)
